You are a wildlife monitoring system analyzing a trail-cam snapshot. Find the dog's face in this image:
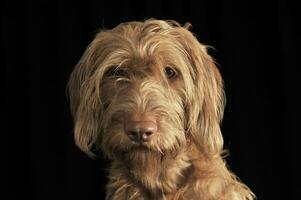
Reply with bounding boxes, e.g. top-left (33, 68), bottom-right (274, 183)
top-left (68, 20), bottom-right (225, 163)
